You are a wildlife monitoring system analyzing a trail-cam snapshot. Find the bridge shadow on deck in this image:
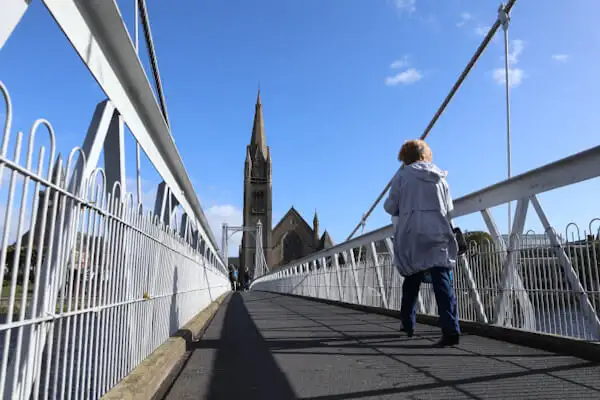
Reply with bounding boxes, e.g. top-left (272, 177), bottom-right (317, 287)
top-left (165, 292), bottom-right (600, 400)
top-left (164, 292), bottom-right (297, 399)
